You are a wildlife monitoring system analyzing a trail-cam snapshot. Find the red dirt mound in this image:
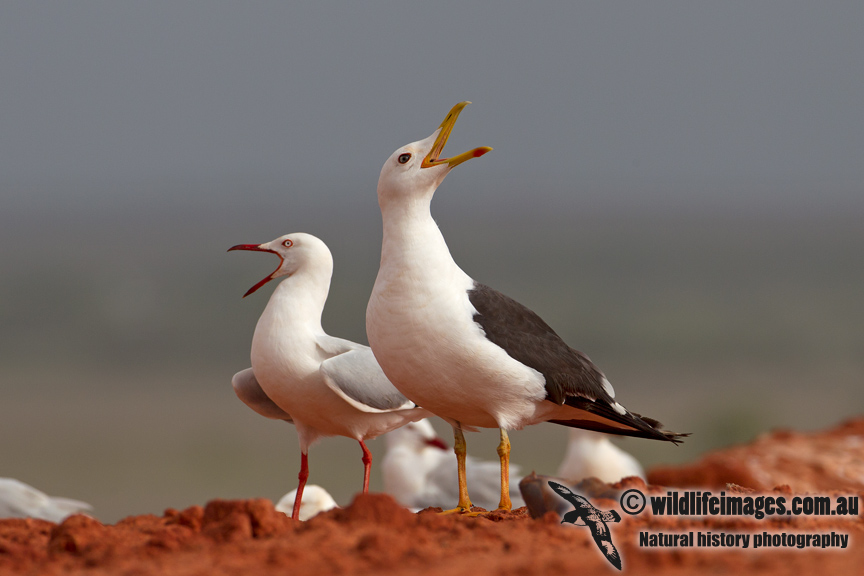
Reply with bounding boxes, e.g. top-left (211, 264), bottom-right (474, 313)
top-left (1, 418), bottom-right (862, 575)
top-left (649, 418), bottom-right (864, 492)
